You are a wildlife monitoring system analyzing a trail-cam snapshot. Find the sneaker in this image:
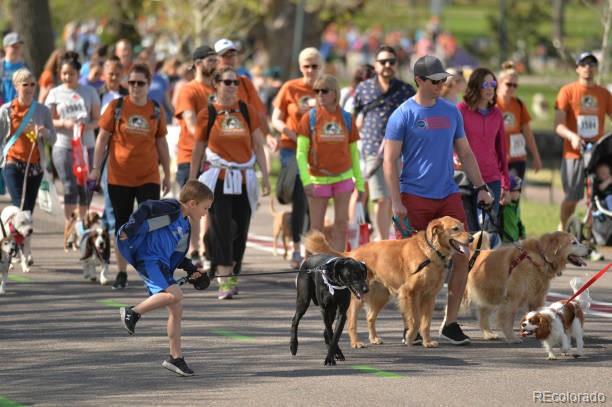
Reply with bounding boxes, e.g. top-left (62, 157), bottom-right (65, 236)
top-left (112, 271), bottom-right (128, 290)
top-left (589, 250), bottom-right (604, 262)
top-left (162, 356), bottom-right (195, 377)
top-left (290, 251), bottom-right (303, 269)
top-left (218, 288), bottom-right (233, 300)
top-left (229, 276), bottom-right (239, 296)
top-left (402, 329), bottom-right (422, 345)
top-left (120, 306), bottom-right (140, 335)
top-left (190, 250), bottom-right (202, 267)
top-left (439, 322), bottom-right (471, 345)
